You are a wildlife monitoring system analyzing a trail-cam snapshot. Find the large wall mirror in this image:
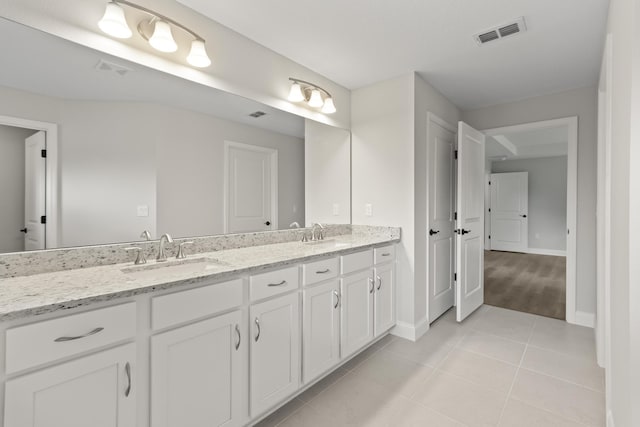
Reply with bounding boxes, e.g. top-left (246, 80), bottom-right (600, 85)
top-left (0, 17), bottom-right (351, 254)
